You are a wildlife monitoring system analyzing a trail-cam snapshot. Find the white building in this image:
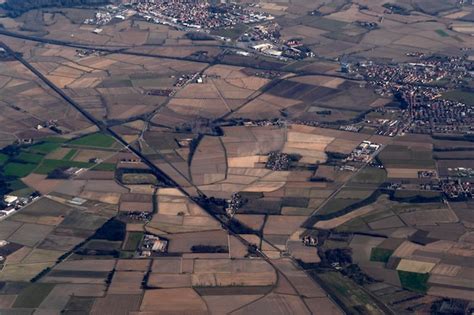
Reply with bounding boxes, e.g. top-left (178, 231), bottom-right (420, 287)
top-left (4, 195), bottom-right (18, 206)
